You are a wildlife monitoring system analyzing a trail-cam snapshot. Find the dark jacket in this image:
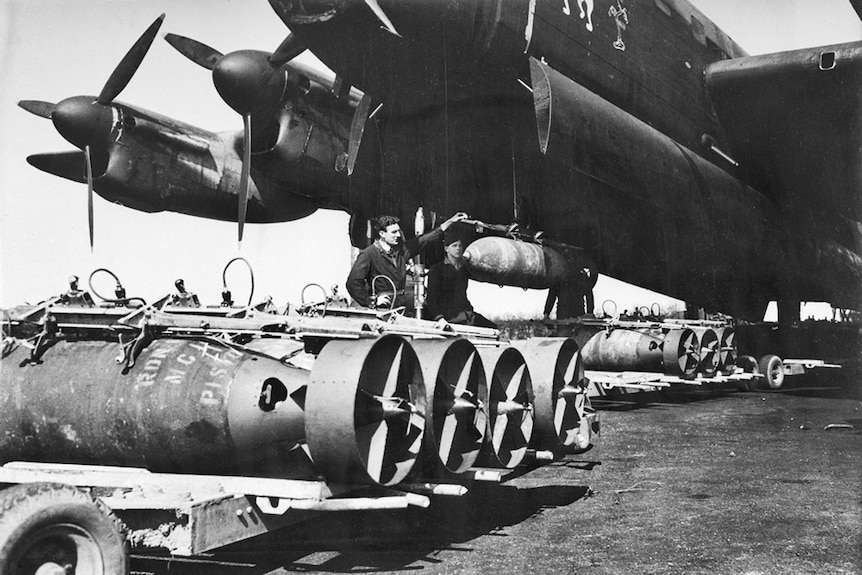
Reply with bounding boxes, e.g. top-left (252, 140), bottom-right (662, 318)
top-left (426, 260), bottom-right (473, 321)
top-left (346, 227), bottom-right (443, 308)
